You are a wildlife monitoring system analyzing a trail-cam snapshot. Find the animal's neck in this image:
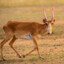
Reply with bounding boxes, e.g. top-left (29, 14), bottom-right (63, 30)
top-left (38, 23), bottom-right (48, 34)
top-left (41, 24), bottom-right (48, 35)
top-left (42, 23), bottom-right (48, 30)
